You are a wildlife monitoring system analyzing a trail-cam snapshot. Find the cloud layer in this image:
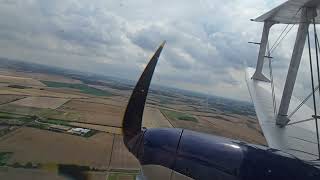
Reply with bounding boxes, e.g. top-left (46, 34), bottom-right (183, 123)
top-left (1, 0), bottom-right (315, 102)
